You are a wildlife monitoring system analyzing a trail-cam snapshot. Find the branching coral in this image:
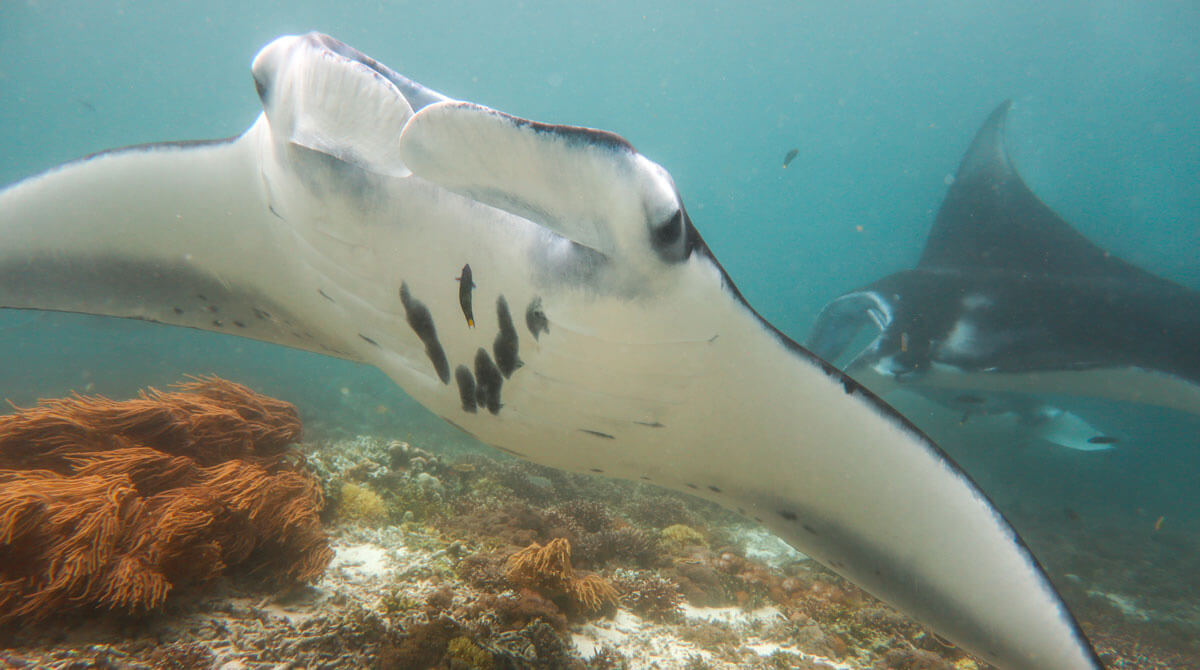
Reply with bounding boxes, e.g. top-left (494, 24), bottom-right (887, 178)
top-left (612, 570), bottom-right (684, 622)
top-left (0, 377), bottom-right (332, 626)
top-left (503, 538), bottom-right (617, 615)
